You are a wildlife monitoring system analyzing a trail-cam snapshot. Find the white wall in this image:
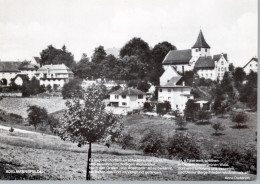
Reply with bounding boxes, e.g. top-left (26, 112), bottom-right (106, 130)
top-left (216, 55), bottom-right (229, 80)
top-left (0, 72), bottom-right (20, 86)
top-left (109, 94), bottom-right (145, 110)
top-left (158, 87), bottom-right (193, 112)
top-left (244, 60), bottom-right (258, 74)
top-left (197, 68), bottom-right (217, 81)
top-left (160, 66), bottom-right (181, 85)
